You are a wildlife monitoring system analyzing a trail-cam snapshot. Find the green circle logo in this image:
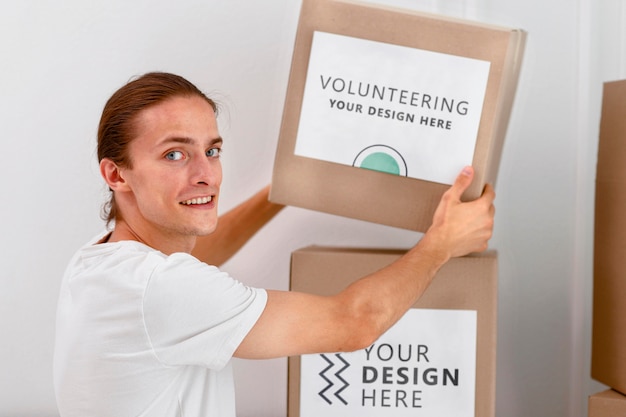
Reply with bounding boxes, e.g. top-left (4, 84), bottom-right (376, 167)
top-left (353, 145), bottom-right (408, 176)
top-left (360, 152), bottom-right (401, 175)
